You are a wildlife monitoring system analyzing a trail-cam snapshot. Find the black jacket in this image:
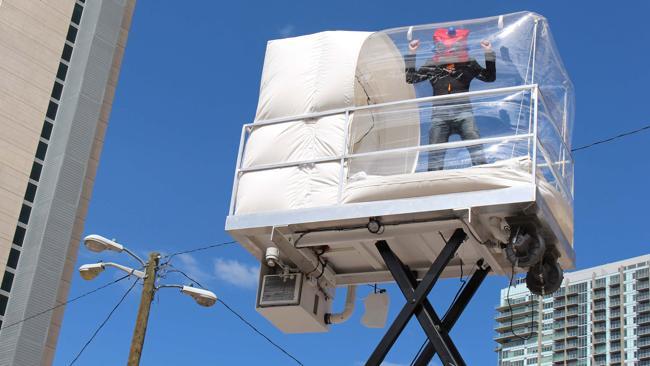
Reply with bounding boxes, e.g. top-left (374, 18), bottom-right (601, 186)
top-left (404, 52), bottom-right (496, 95)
